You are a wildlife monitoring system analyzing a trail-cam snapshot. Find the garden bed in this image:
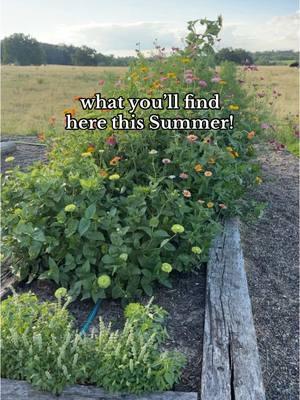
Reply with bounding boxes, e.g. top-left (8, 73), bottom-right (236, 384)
top-left (1, 135), bottom-right (206, 394)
